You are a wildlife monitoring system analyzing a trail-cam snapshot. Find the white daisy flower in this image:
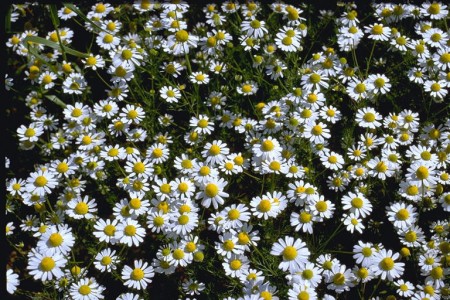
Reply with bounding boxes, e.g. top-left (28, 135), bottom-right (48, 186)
top-left (121, 260), bottom-right (154, 290)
